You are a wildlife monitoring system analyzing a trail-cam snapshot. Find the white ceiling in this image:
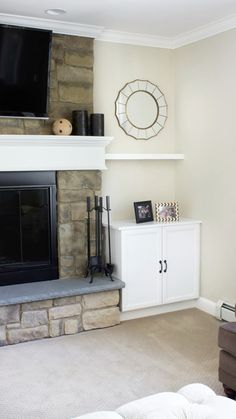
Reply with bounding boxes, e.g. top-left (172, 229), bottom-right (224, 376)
top-left (1, 0), bottom-right (236, 47)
